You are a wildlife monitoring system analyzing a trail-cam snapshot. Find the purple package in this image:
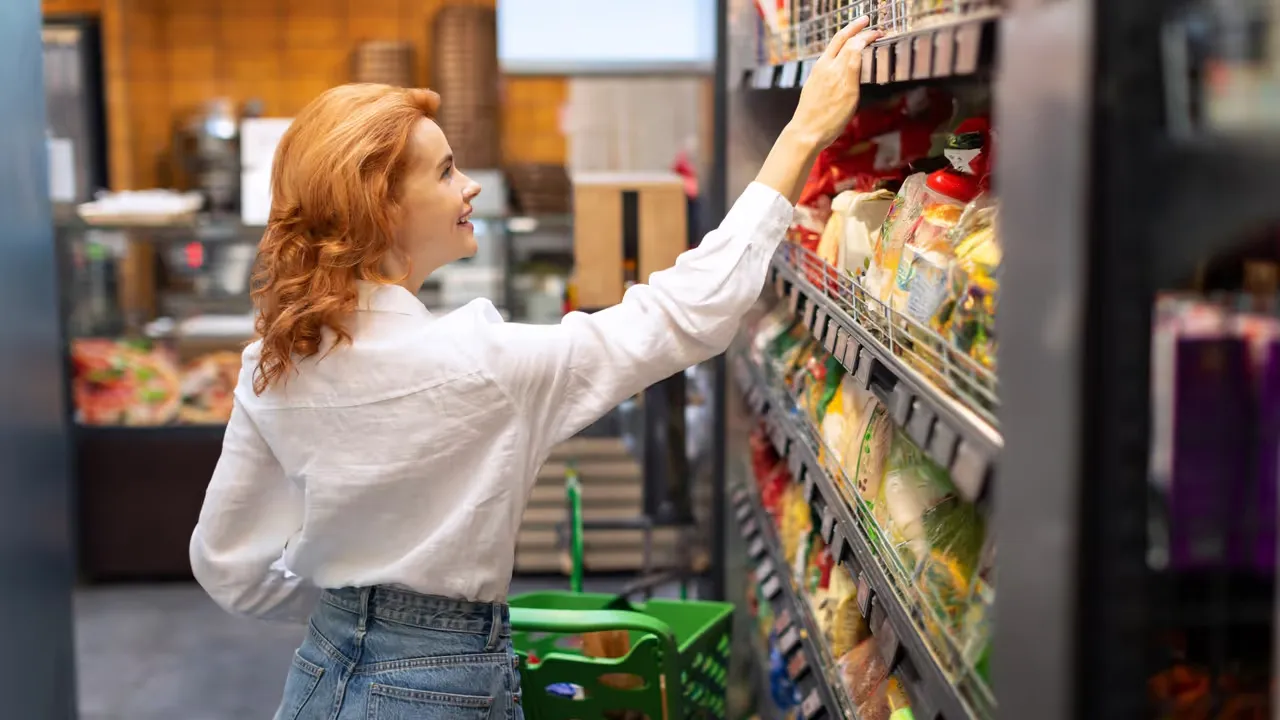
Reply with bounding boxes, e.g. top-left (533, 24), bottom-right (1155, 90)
top-left (1168, 336), bottom-right (1252, 572)
top-left (1238, 336), bottom-right (1280, 573)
